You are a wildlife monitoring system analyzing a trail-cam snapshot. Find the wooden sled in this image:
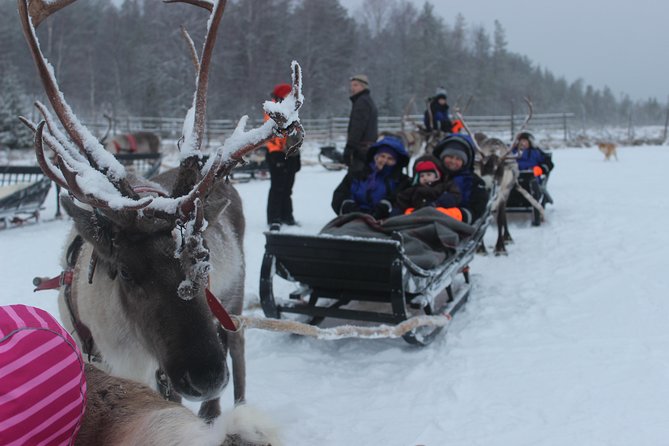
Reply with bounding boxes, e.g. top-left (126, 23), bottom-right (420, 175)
top-left (0, 166), bottom-right (52, 229)
top-left (258, 202), bottom-right (494, 346)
